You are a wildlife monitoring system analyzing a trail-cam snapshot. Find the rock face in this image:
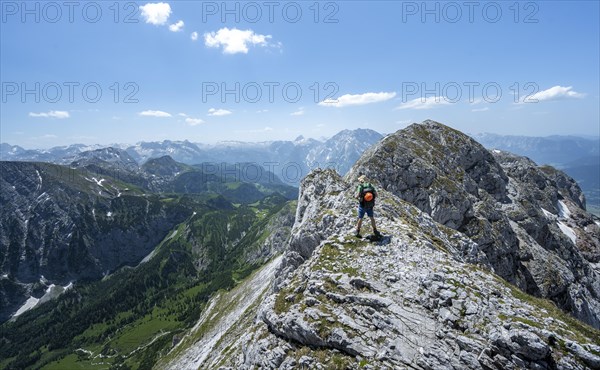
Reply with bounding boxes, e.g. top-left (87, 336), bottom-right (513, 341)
top-left (165, 122), bottom-right (600, 370)
top-left (175, 168), bottom-right (599, 370)
top-left (306, 129), bottom-right (384, 176)
top-left (0, 162), bottom-right (192, 321)
top-left (348, 120), bottom-right (600, 328)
